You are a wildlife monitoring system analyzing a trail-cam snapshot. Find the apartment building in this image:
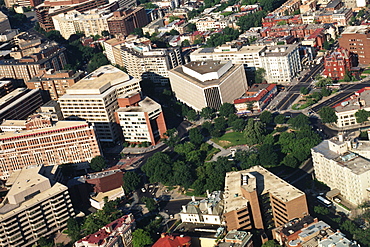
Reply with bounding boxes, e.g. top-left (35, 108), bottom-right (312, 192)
top-left (120, 43), bottom-right (182, 84)
top-left (75, 214), bottom-right (135, 247)
top-left (103, 37), bottom-right (126, 65)
top-left (0, 116), bottom-right (101, 179)
top-left (339, 25), bottom-right (370, 65)
top-left (52, 9), bottom-right (113, 39)
top-left (59, 65), bottom-right (141, 143)
top-left (332, 87), bottom-right (370, 127)
top-left (234, 83), bottom-right (278, 114)
top-left (27, 69), bottom-right (84, 100)
top-left (0, 165), bottom-right (75, 246)
top-left (191, 16), bottom-right (232, 32)
top-left (0, 88), bottom-right (43, 120)
top-left (312, 135), bottom-right (370, 205)
top-left (323, 48), bottom-right (353, 80)
top-left (107, 7), bottom-right (148, 36)
top-left (169, 61), bottom-right (248, 111)
top-left (180, 191), bottom-right (223, 225)
top-left (35, 0), bottom-right (110, 31)
top-left (115, 92), bottom-right (167, 145)
top-left (0, 37), bottom-right (67, 81)
top-left (0, 12), bottom-right (11, 33)
top-left (224, 166), bottom-right (308, 231)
